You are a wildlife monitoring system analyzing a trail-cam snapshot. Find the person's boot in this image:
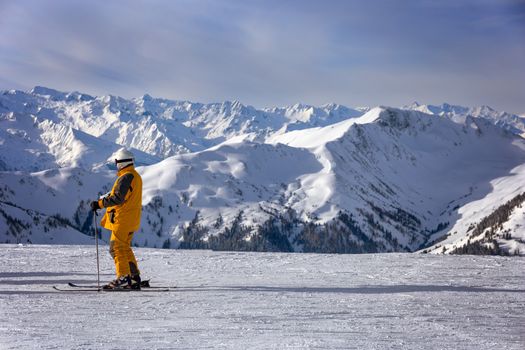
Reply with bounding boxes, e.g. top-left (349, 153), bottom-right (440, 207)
top-left (140, 279), bottom-right (150, 288)
top-left (126, 274), bottom-right (141, 290)
top-left (103, 276), bottom-right (130, 290)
